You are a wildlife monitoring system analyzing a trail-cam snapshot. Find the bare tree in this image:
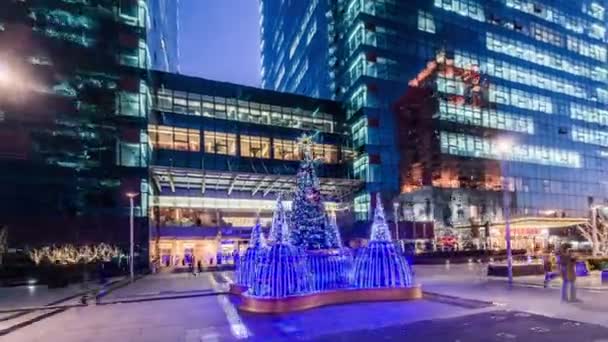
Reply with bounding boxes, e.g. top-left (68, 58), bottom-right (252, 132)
top-left (576, 215), bottom-right (608, 256)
